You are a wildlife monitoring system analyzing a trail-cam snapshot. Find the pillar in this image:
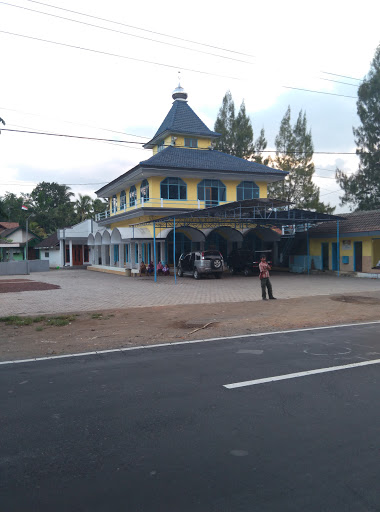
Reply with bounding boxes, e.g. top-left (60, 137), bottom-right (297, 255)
top-left (119, 243), bottom-right (124, 268)
top-left (68, 240), bottom-right (73, 266)
top-left (59, 239), bottom-right (65, 266)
